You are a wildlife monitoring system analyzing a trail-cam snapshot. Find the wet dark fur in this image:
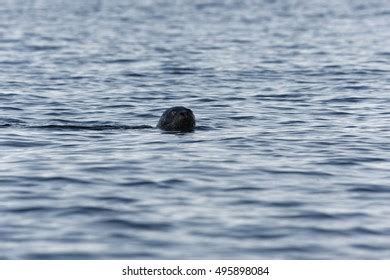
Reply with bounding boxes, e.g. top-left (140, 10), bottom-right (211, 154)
top-left (157, 106), bottom-right (196, 132)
